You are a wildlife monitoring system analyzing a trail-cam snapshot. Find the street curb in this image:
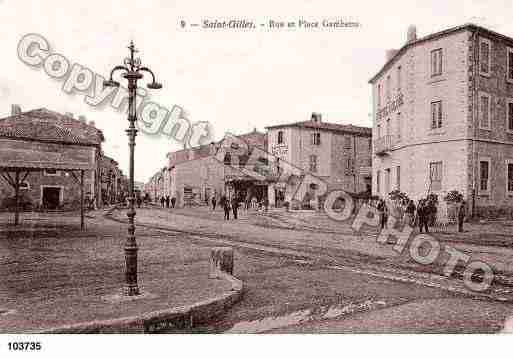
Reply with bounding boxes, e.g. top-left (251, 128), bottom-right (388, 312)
top-left (34, 273), bottom-right (244, 334)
